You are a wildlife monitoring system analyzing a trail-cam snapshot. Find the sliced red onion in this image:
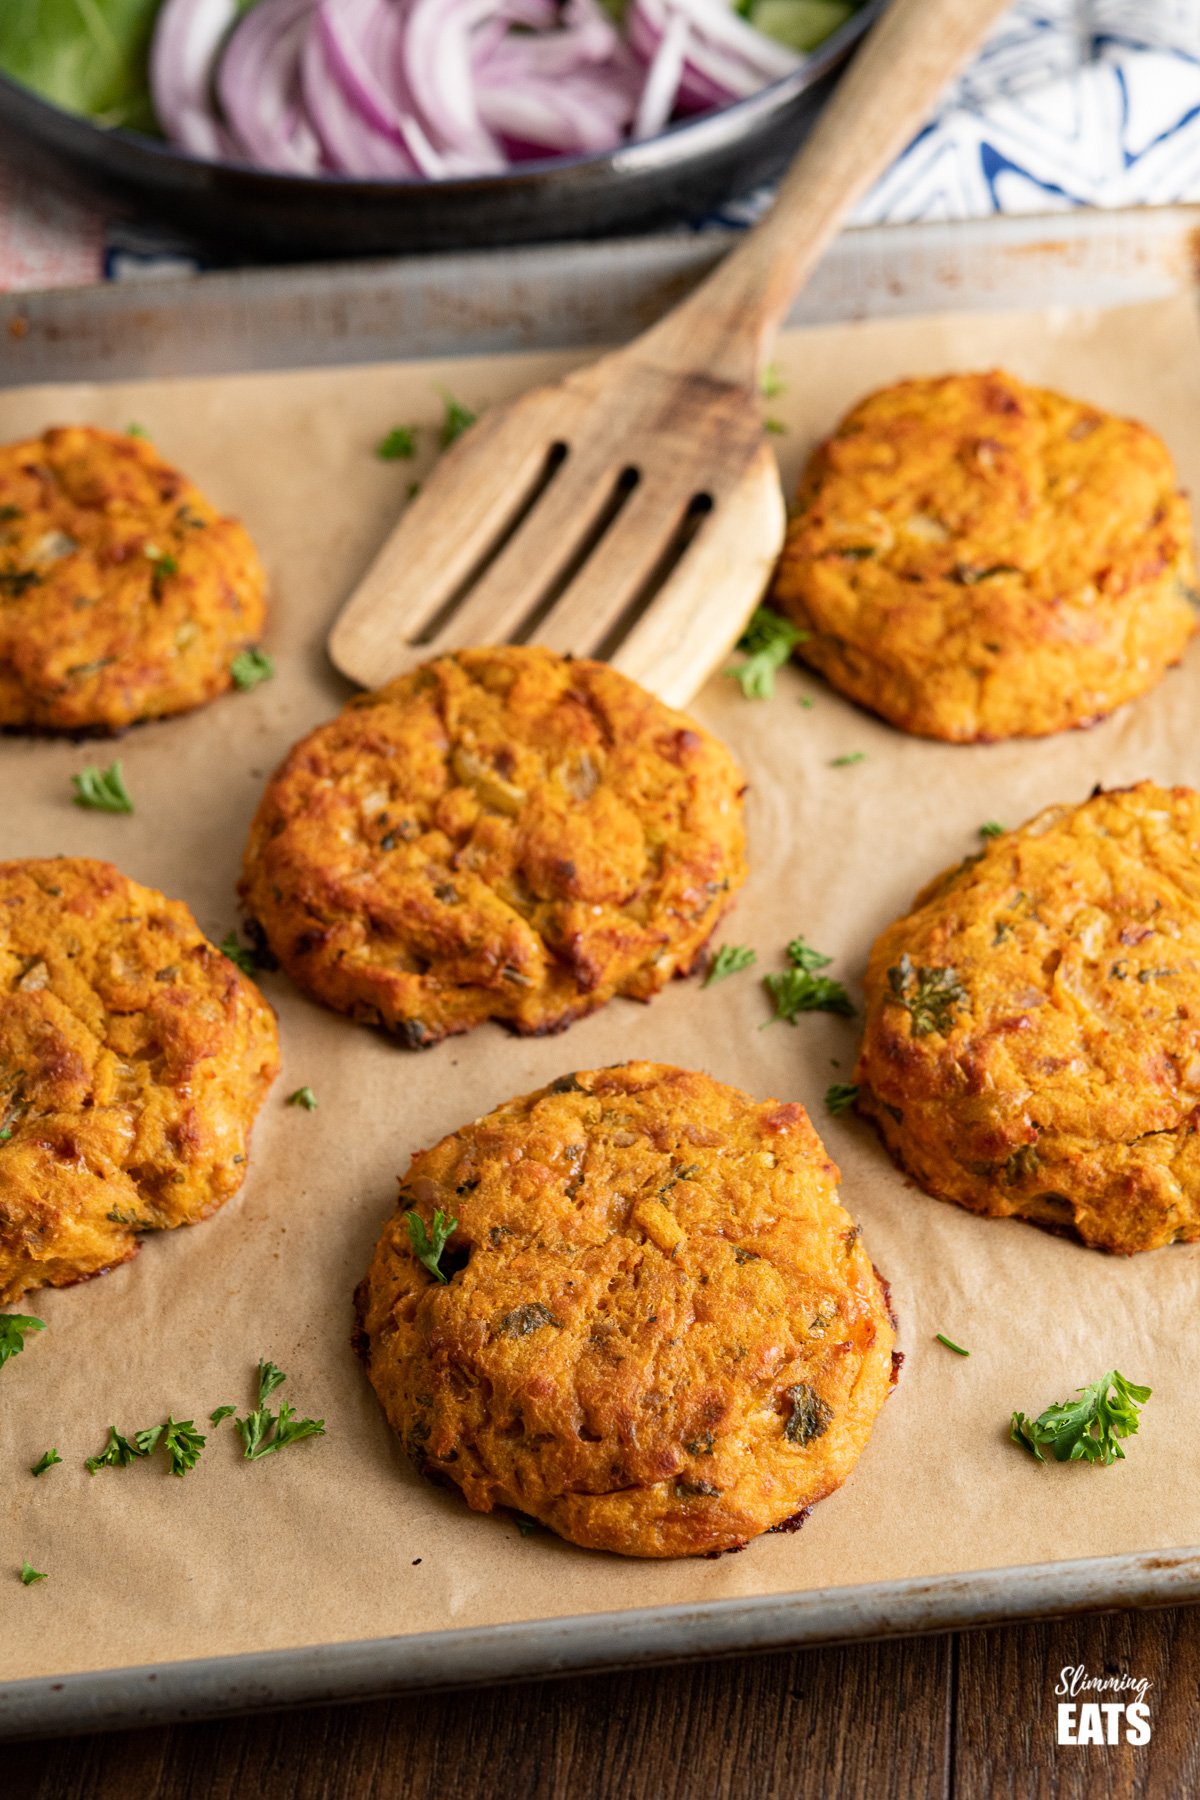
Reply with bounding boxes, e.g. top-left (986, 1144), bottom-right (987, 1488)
top-left (217, 0), bottom-right (324, 175)
top-left (150, 0), bottom-right (240, 158)
top-left (400, 0), bottom-right (507, 173)
top-left (148, 0), bottom-right (819, 182)
top-left (632, 7), bottom-right (690, 139)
